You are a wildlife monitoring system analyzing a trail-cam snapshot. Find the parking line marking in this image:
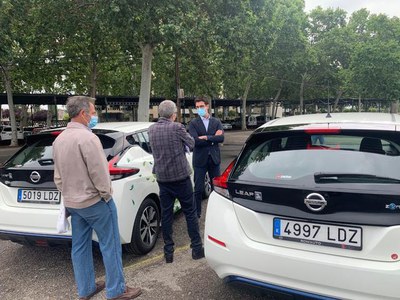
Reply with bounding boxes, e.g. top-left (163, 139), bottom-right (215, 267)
top-left (125, 244), bottom-right (190, 271)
